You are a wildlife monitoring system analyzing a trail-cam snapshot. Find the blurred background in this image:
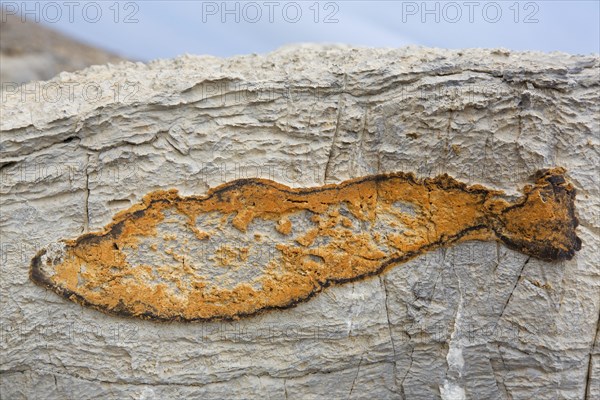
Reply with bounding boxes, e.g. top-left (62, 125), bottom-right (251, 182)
top-left (1, 0), bottom-right (599, 85)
